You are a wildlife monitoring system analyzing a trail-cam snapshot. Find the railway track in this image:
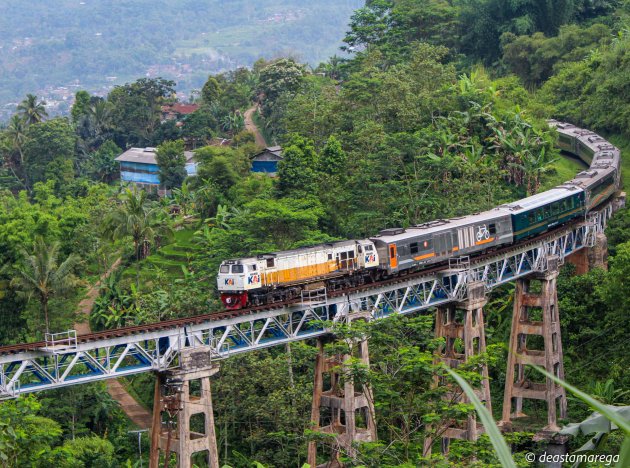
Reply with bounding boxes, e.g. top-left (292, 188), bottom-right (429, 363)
top-left (0, 217), bottom-right (591, 356)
